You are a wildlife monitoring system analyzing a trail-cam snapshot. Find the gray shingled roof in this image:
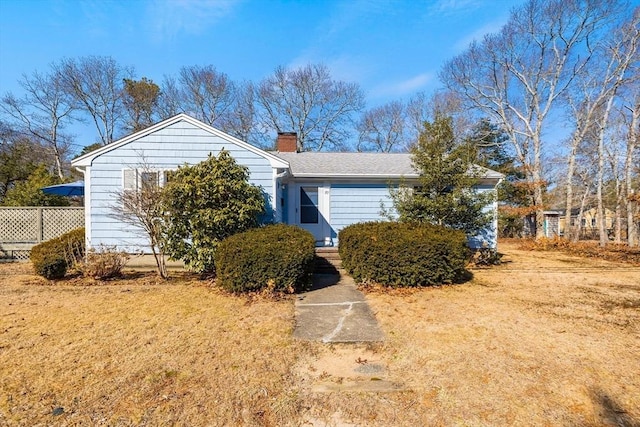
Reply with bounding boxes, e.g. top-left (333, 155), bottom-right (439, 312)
top-left (272, 151), bottom-right (504, 180)
top-left (271, 152), bottom-right (418, 177)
